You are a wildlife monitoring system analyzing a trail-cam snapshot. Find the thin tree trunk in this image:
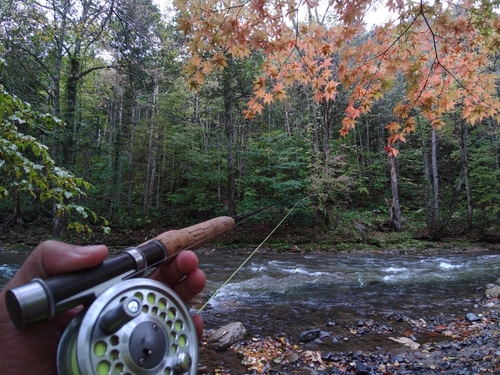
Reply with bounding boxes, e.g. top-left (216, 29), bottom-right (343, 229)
top-left (389, 155), bottom-right (402, 231)
top-left (422, 124), bottom-right (436, 236)
top-left (311, 105), bottom-right (320, 224)
top-left (422, 138), bottom-right (432, 229)
top-left (111, 100), bottom-right (124, 215)
top-left (156, 137), bottom-right (167, 209)
top-left (365, 116), bottom-right (370, 155)
top-left (144, 78), bottom-right (159, 211)
top-left (224, 101), bottom-right (236, 217)
top-left (431, 127), bottom-right (439, 234)
top-left (458, 121), bottom-right (473, 228)
top-left (127, 104), bottom-right (138, 211)
top-left (144, 108), bottom-right (152, 211)
top-left (284, 101), bottom-right (291, 134)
